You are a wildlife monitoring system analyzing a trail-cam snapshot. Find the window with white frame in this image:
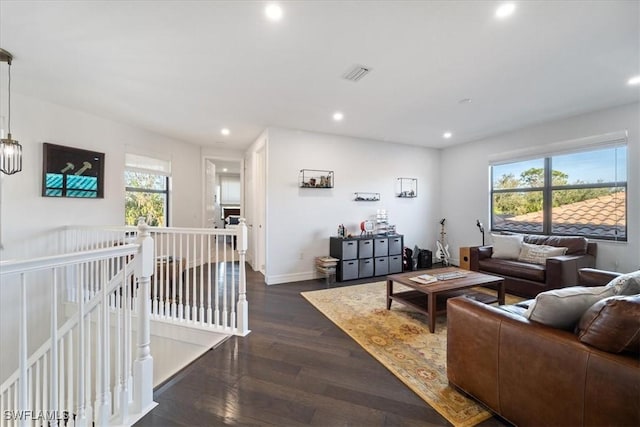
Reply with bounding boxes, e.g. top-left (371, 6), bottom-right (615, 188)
top-left (491, 144), bottom-right (627, 241)
top-left (124, 153), bottom-right (171, 226)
